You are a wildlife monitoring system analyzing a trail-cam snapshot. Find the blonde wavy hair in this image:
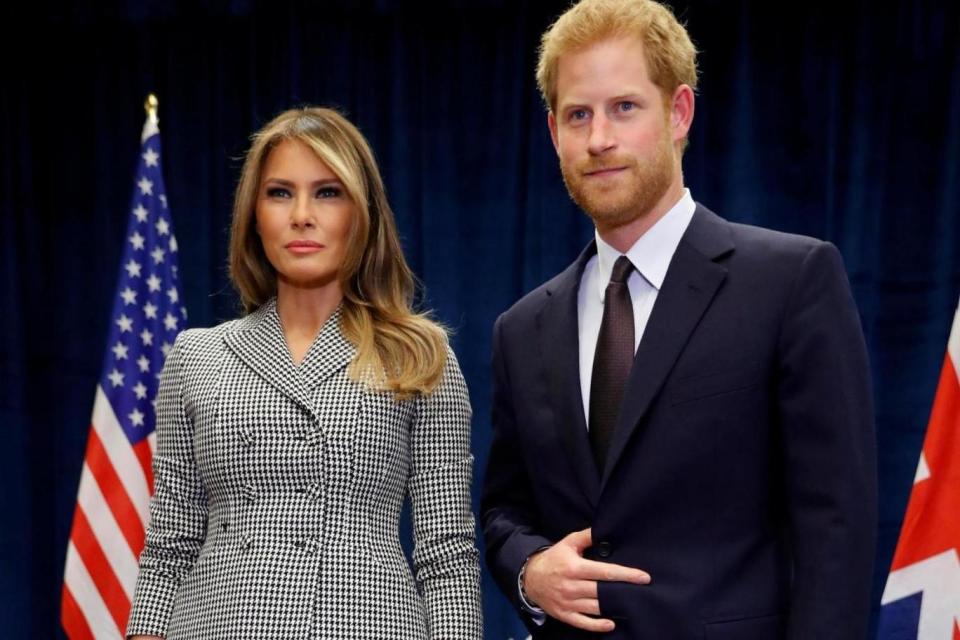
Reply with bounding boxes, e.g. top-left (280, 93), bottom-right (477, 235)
top-left (536, 0), bottom-right (698, 113)
top-left (229, 106), bottom-right (448, 398)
